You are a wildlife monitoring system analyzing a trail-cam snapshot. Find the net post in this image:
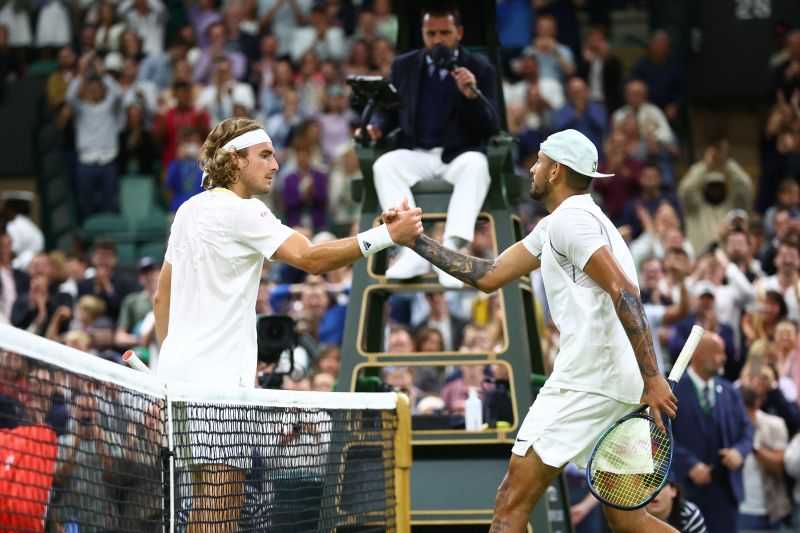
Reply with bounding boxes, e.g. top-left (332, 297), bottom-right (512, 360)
top-left (393, 393), bottom-right (412, 533)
